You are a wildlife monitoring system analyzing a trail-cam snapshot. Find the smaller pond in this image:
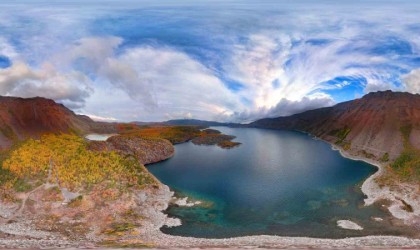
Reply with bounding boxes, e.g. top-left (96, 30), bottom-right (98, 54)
top-left (84, 134), bottom-right (115, 141)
